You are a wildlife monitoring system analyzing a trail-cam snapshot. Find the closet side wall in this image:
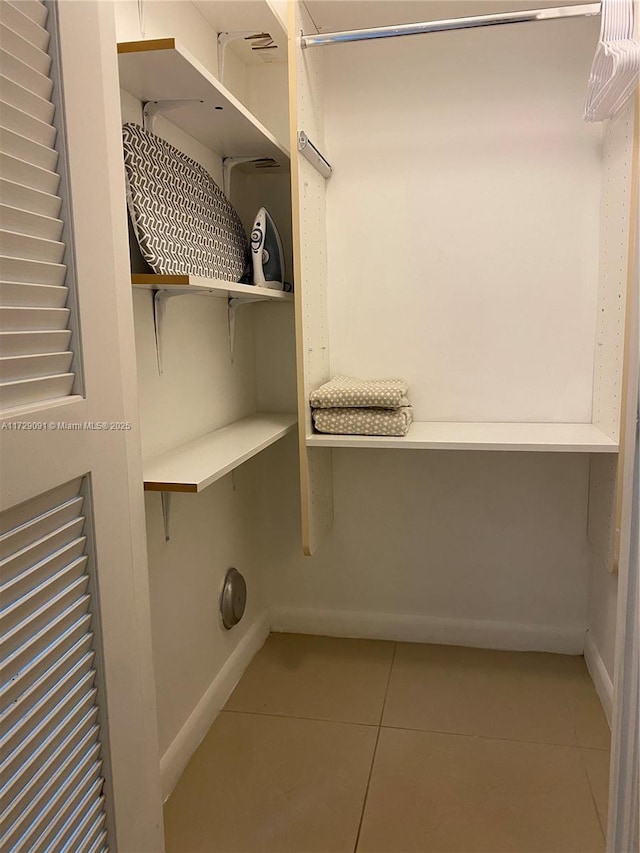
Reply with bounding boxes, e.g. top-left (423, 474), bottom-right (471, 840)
top-left (586, 96), bottom-right (639, 717)
top-left (115, 0), bottom-right (290, 799)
